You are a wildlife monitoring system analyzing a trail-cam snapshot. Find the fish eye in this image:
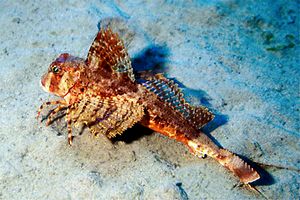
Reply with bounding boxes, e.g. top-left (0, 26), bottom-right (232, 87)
top-left (51, 66), bottom-right (60, 74)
